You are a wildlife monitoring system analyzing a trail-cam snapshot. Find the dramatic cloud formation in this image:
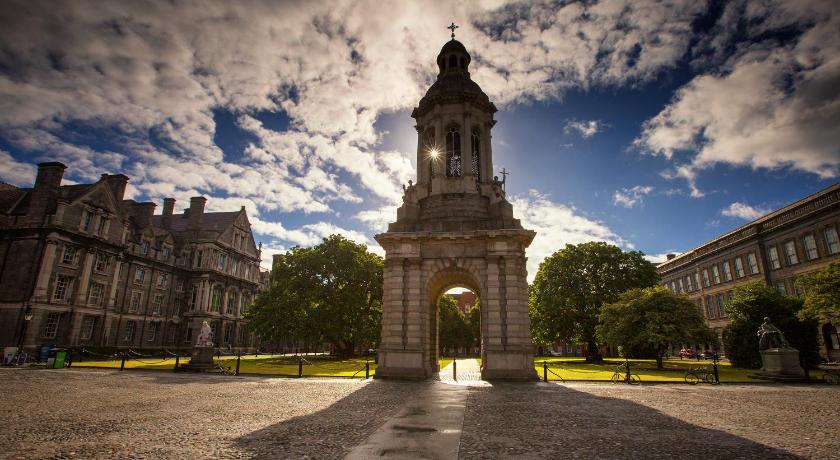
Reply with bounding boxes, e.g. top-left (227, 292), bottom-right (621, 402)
top-left (612, 185), bottom-right (654, 208)
top-left (721, 202), bottom-right (769, 221)
top-left (636, 0), bottom-right (840, 196)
